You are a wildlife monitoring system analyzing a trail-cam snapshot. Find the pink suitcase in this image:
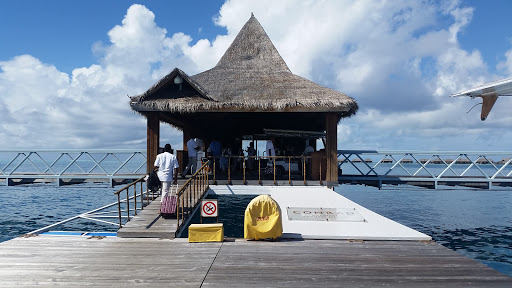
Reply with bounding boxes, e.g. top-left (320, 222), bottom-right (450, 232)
top-left (160, 185), bottom-right (178, 216)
